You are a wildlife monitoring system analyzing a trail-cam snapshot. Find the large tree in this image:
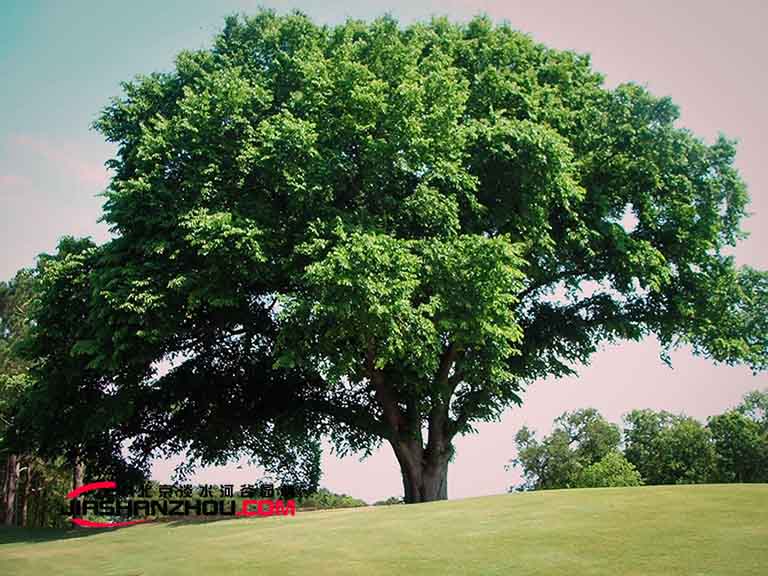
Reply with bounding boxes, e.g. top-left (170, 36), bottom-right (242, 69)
top-left (18, 11), bottom-right (768, 503)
